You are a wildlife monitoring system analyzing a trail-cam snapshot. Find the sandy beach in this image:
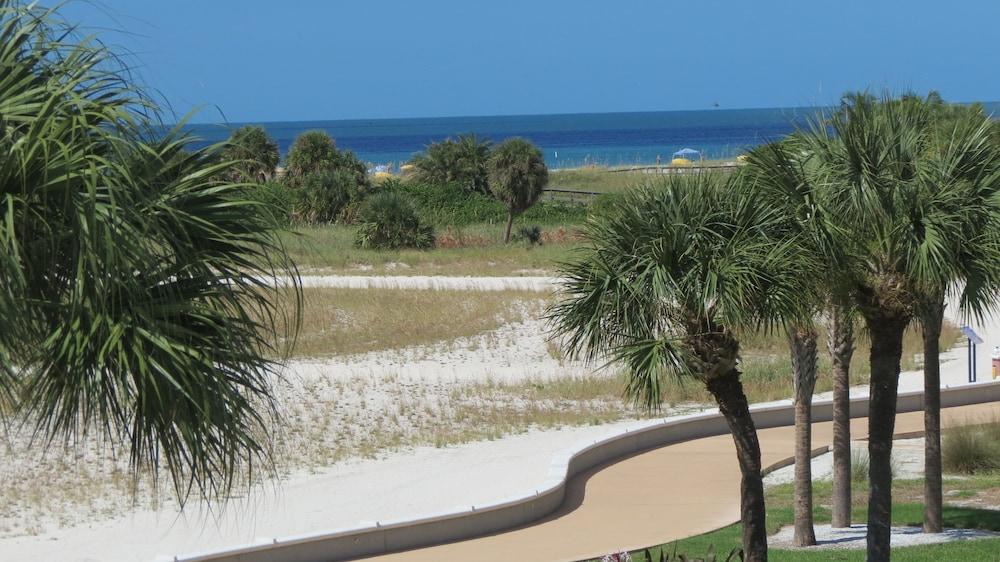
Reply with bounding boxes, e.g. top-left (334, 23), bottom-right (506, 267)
top-left (0, 277), bottom-right (996, 562)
